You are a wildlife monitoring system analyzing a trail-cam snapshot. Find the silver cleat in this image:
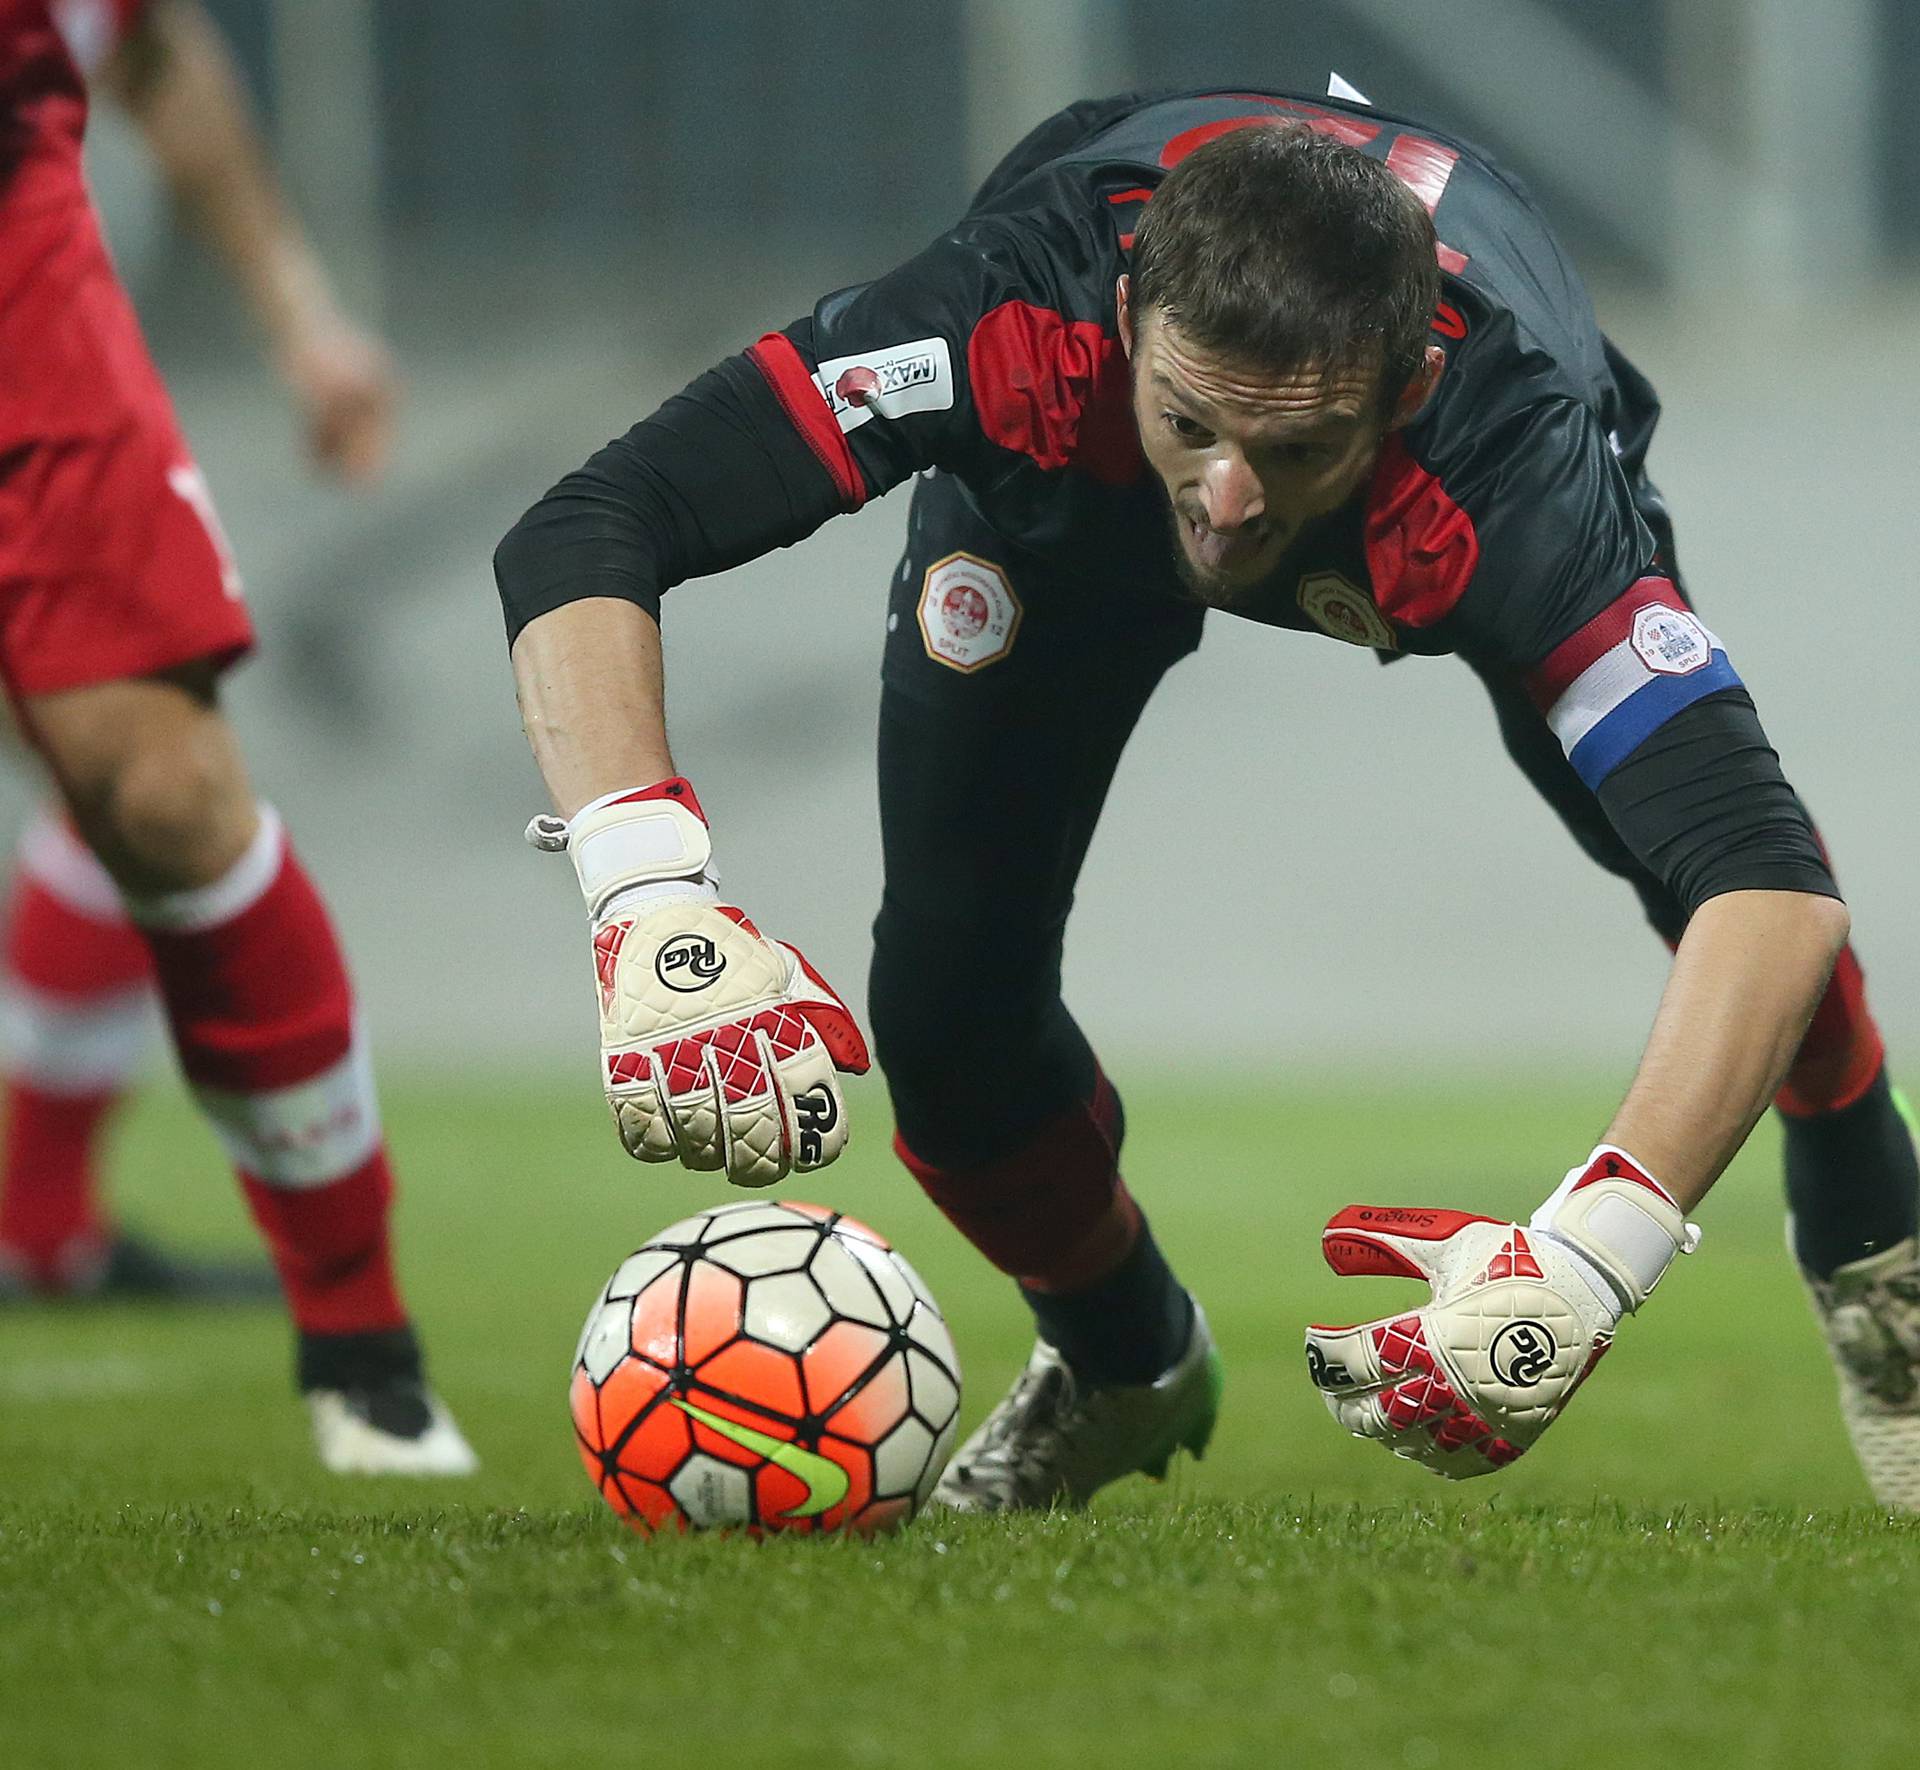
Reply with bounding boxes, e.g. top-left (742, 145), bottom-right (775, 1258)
top-left (932, 1300), bottom-right (1221, 1513)
top-left (1803, 1233), bottom-right (1920, 1513)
